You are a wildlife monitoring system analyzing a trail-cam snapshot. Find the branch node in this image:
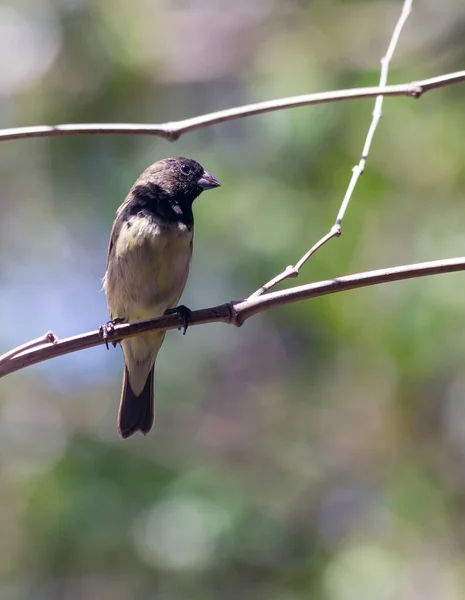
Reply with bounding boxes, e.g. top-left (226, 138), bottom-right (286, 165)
top-left (408, 85), bottom-right (423, 98)
top-left (163, 125), bottom-right (181, 141)
top-left (228, 301), bottom-right (244, 328)
top-left (286, 265), bottom-right (298, 277)
top-left (331, 224), bottom-right (342, 237)
top-left (46, 331), bottom-right (58, 344)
